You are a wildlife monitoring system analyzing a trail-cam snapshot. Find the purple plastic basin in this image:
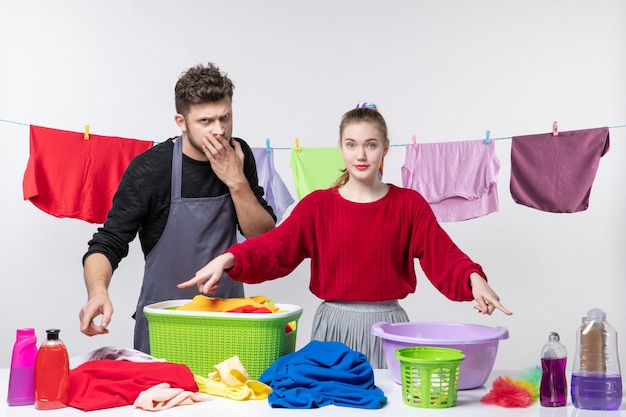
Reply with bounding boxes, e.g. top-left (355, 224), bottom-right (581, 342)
top-left (372, 321), bottom-right (509, 390)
